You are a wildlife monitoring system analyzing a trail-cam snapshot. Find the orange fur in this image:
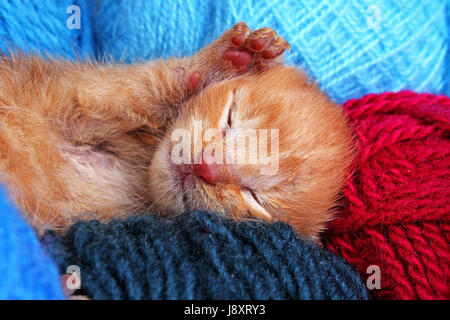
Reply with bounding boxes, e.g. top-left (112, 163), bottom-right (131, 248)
top-left (0, 23), bottom-right (353, 238)
top-left (149, 66), bottom-right (354, 238)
